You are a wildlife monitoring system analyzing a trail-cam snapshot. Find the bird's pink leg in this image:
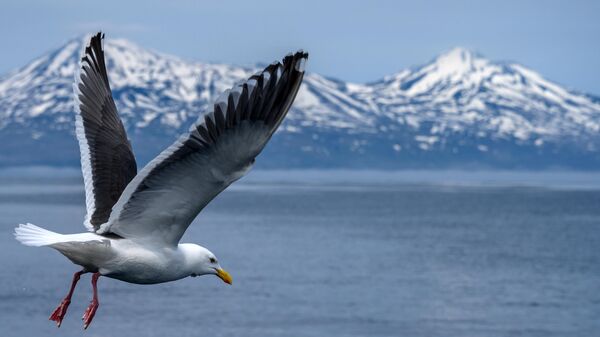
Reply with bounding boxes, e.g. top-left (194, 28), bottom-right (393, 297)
top-left (49, 270), bottom-right (85, 327)
top-left (82, 272), bottom-right (100, 329)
